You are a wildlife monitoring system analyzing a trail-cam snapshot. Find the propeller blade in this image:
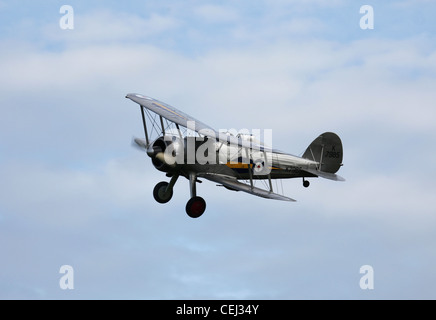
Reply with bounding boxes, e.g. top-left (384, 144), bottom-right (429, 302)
top-left (131, 137), bottom-right (148, 151)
